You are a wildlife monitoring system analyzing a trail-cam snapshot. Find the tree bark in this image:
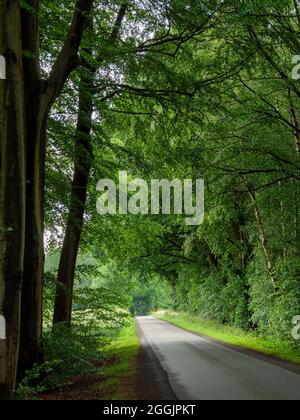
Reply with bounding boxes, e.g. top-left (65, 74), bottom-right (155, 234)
top-left (53, 68), bottom-right (93, 325)
top-left (0, 0), bottom-right (26, 398)
top-left (17, 0), bottom-right (46, 380)
top-left (17, 0), bottom-right (93, 380)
